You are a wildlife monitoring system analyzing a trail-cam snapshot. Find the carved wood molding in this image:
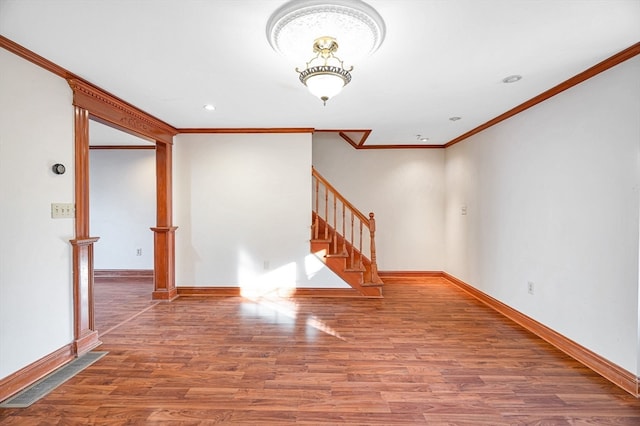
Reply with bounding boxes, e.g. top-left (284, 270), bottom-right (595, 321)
top-left (442, 272), bottom-right (639, 397)
top-left (0, 344), bottom-right (74, 402)
top-left (68, 79), bottom-right (177, 144)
